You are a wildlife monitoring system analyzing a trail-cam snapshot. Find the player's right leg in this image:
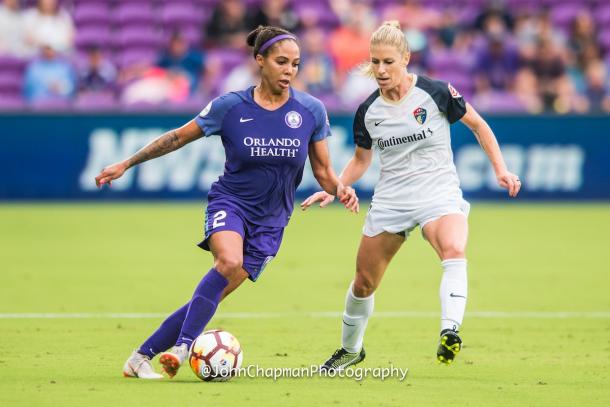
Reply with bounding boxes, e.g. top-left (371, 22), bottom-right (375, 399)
top-left (422, 212), bottom-right (469, 364)
top-left (321, 232), bottom-right (404, 371)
